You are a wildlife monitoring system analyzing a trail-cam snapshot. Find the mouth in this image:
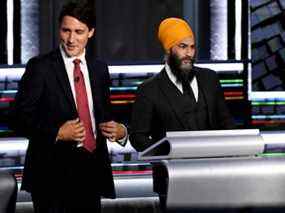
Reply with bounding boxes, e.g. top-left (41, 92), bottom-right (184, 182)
top-left (181, 57), bottom-right (194, 64)
top-left (182, 59), bottom-right (193, 65)
top-left (61, 43), bottom-right (78, 57)
top-left (66, 45), bottom-right (76, 51)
